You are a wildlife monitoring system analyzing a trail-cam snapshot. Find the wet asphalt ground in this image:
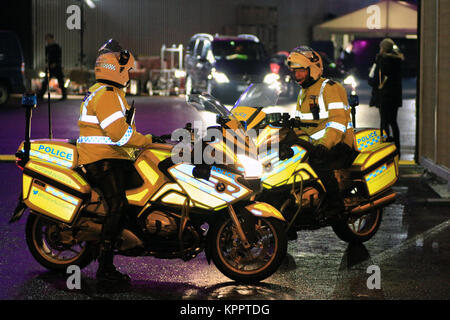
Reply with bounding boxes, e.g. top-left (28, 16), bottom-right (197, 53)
top-left (0, 79), bottom-right (449, 305)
